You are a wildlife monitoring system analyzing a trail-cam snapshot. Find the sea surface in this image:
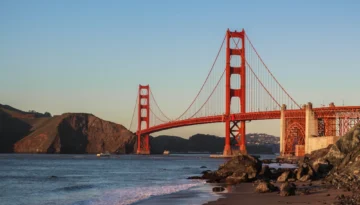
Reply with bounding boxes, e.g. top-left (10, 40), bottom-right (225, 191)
top-left (0, 153), bottom-right (277, 205)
